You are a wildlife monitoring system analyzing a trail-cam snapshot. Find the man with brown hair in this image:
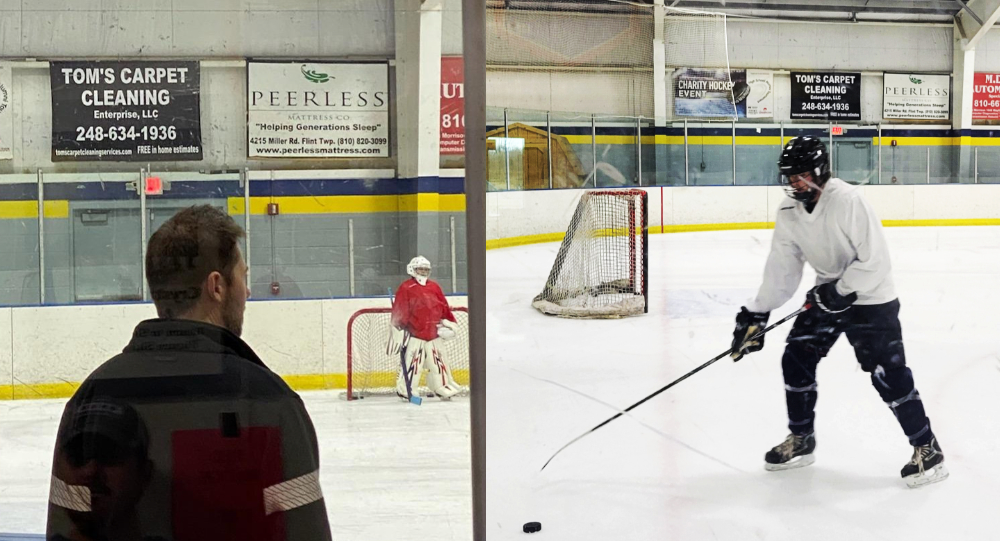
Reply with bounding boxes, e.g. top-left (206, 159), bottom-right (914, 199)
top-left (47, 205), bottom-right (332, 541)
